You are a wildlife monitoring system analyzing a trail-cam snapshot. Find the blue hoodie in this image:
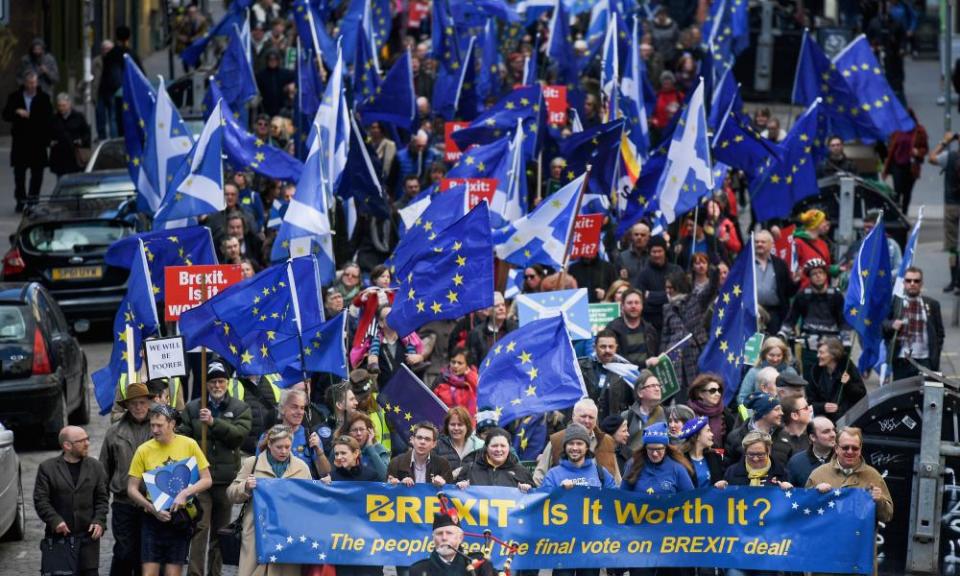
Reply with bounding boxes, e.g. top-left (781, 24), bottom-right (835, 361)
top-left (620, 457), bottom-right (695, 494)
top-left (541, 457), bottom-right (617, 490)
